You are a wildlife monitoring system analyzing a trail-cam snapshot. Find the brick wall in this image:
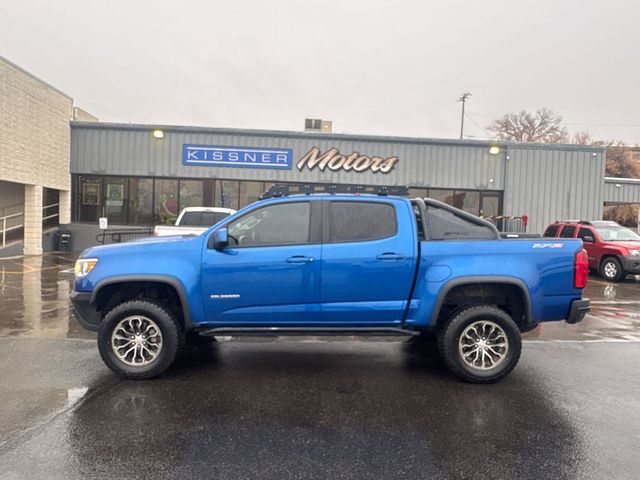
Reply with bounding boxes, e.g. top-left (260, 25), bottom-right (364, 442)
top-left (0, 56), bottom-right (73, 191)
